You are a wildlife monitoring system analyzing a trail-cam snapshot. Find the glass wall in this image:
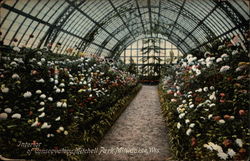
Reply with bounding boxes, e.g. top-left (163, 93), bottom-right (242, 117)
top-left (120, 38), bottom-right (183, 76)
